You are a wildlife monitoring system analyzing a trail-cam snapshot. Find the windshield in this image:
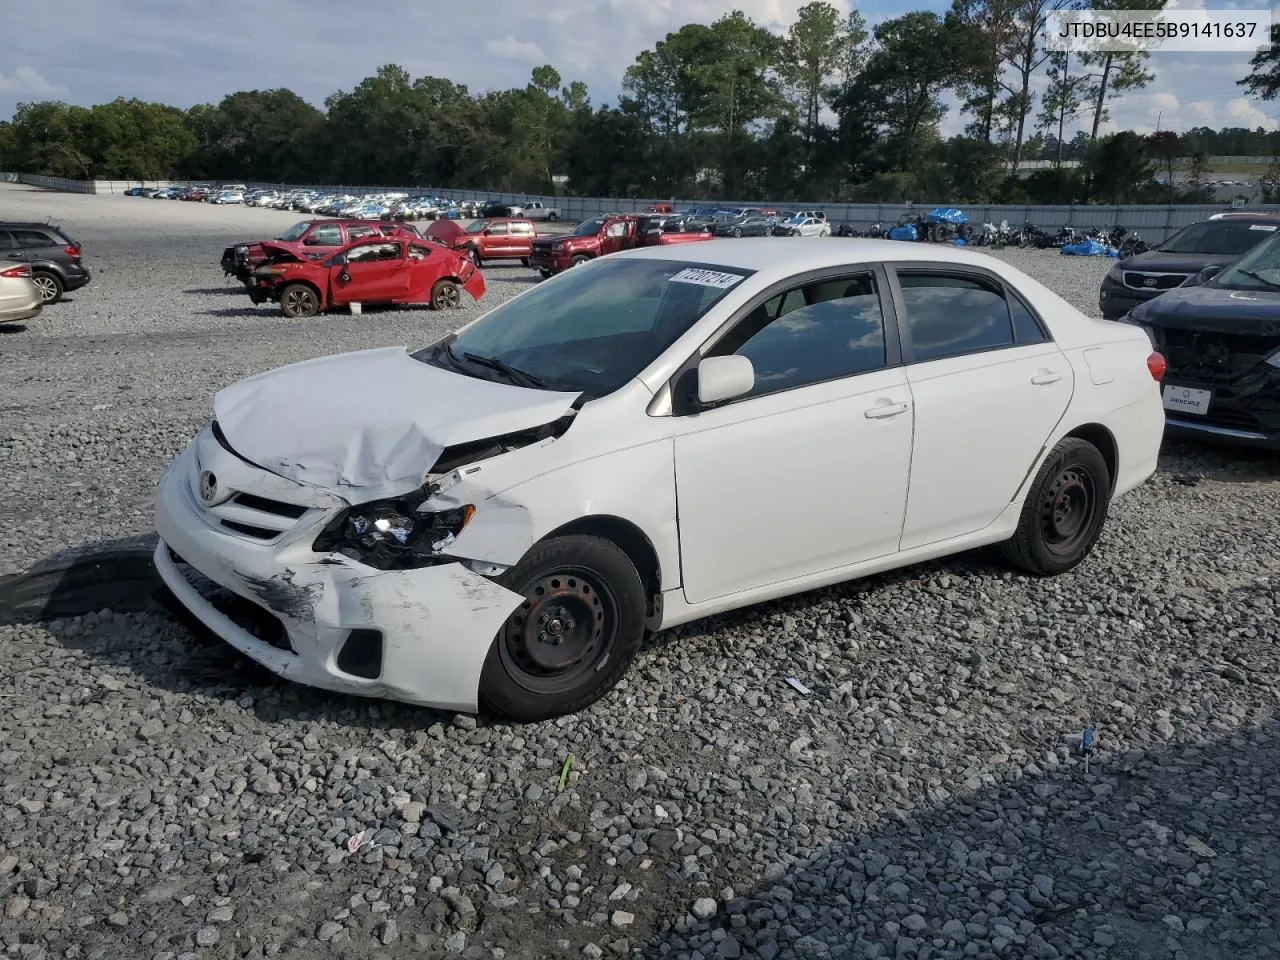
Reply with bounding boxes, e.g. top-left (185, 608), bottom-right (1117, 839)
top-left (277, 221), bottom-right (312, 242)
top-left (1159, 220), bottom-right (1278, 255)
top-left (414, 258), bottom-right (755, 396)
top-left (464, 220), bottom-right (486, 234)
top-left (1211, 232), bottom-right (1280, 291)
top-left (573, 217), bottom-right (607, 237)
